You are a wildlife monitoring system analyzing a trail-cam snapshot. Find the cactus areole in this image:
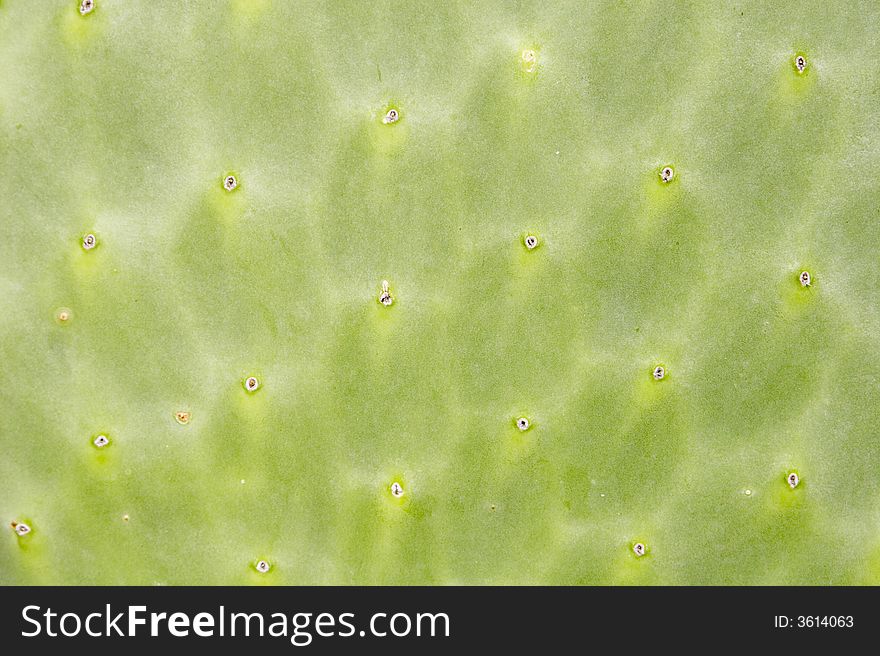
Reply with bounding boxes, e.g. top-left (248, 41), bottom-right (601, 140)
top-left (0, 2), bottom-right (877, 586)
